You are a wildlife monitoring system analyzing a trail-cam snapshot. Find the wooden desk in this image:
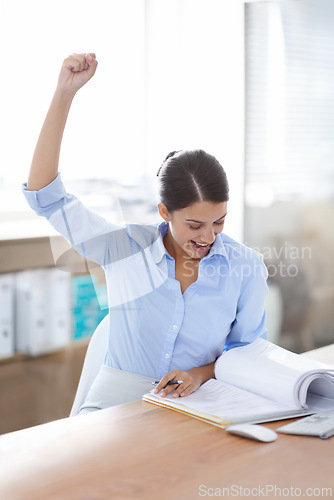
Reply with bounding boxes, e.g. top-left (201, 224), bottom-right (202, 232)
top-left (1, 346), bottom-right (333, 500)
